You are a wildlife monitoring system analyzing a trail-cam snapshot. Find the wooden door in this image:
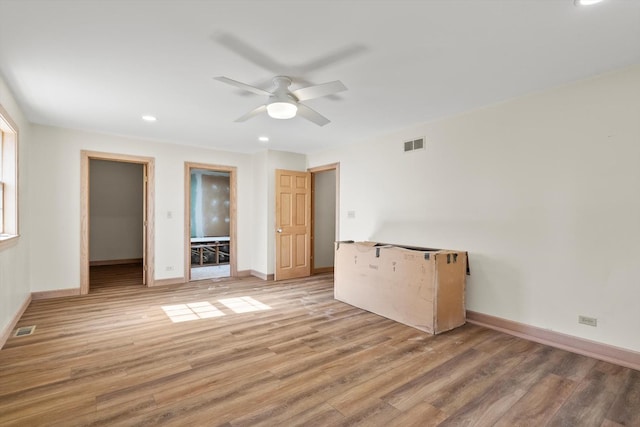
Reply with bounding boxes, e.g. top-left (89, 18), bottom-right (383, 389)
top-left (275, 169), bottom-right (311, 280)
